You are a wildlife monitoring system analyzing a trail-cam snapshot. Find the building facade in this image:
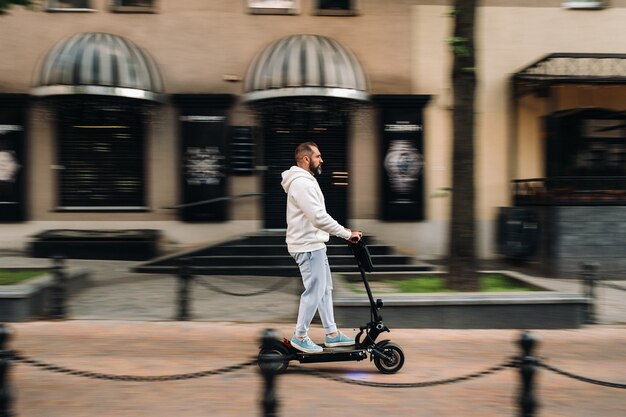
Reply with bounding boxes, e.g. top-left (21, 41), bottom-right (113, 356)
top-left (1, 0), bottom-right (626, 273)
